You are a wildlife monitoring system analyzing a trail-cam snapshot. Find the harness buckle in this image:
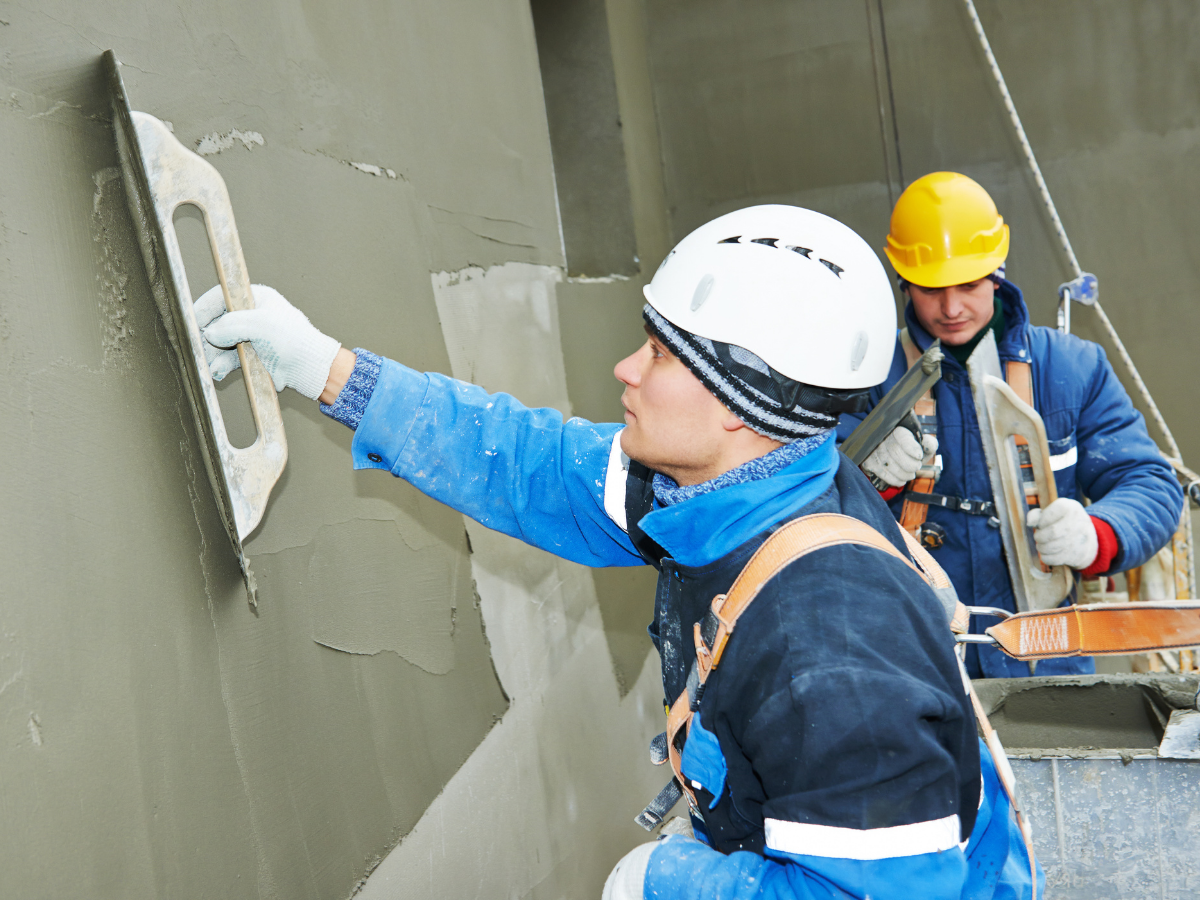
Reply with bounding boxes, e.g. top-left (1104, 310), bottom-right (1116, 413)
top-left (919, 521), bottom-right (947, 550)
top-left (693, 622), bottom-right (714, 679)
